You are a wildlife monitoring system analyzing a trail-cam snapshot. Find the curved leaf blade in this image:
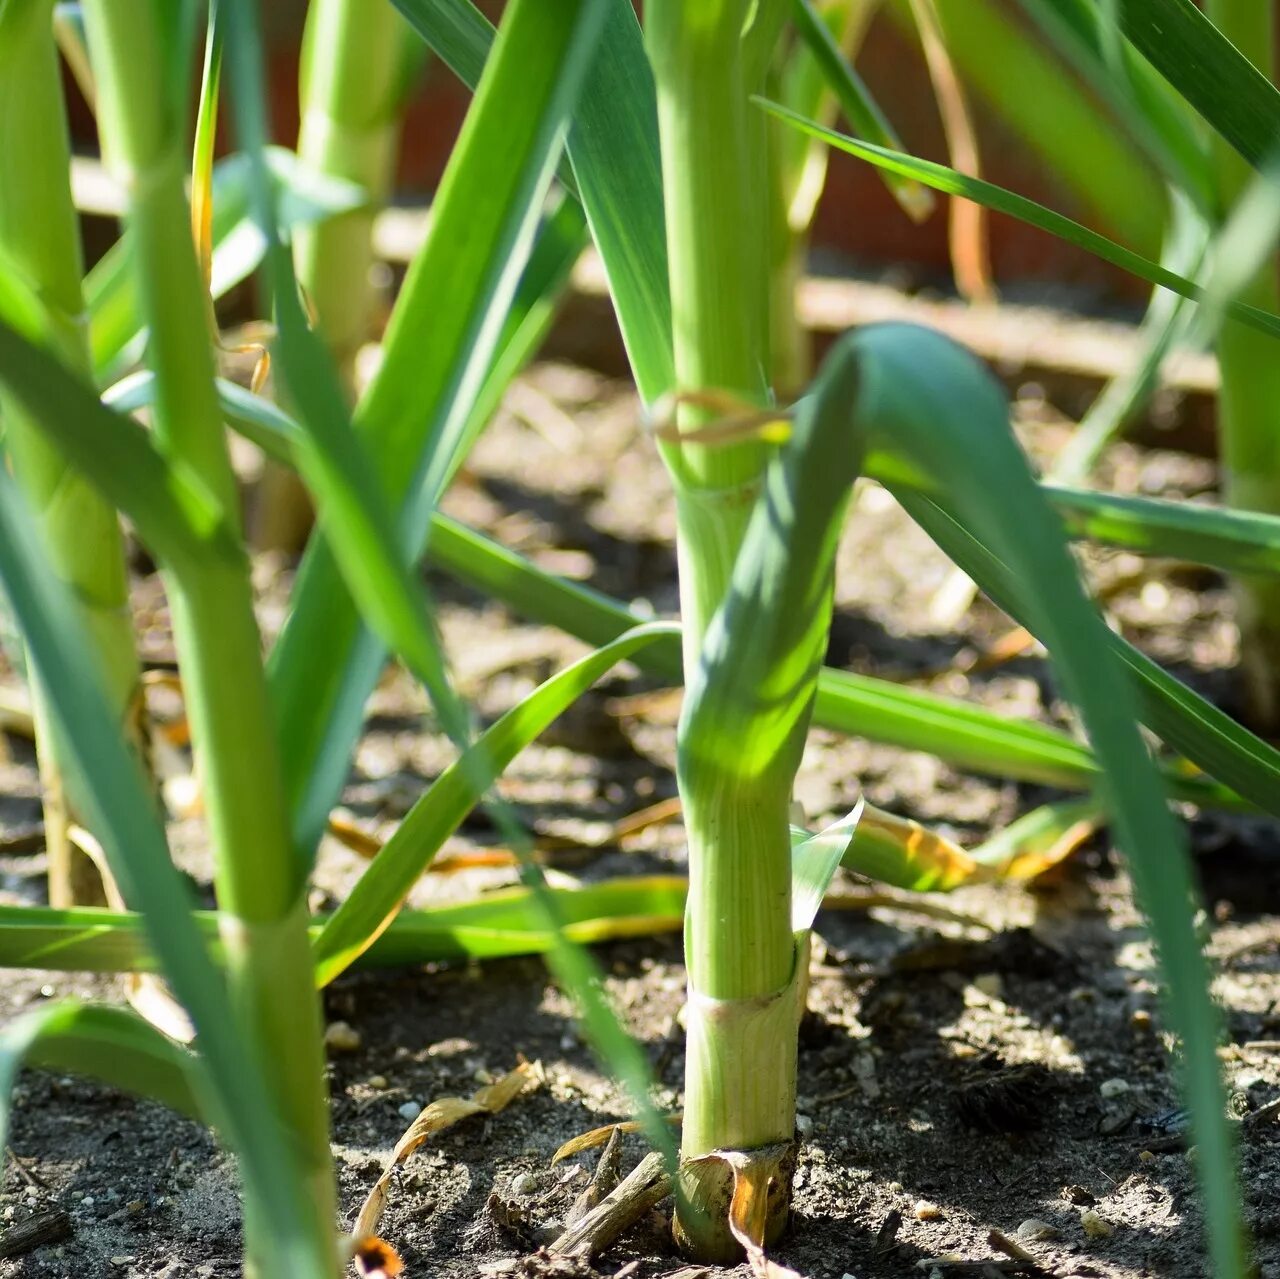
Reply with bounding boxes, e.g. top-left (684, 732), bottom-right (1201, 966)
top-left (0, 1001), bottom-right (207, 1134)
top-left (756, 100), bottom-right (1280, 341)
top-left (311, 623), bottom-right (680, 986)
